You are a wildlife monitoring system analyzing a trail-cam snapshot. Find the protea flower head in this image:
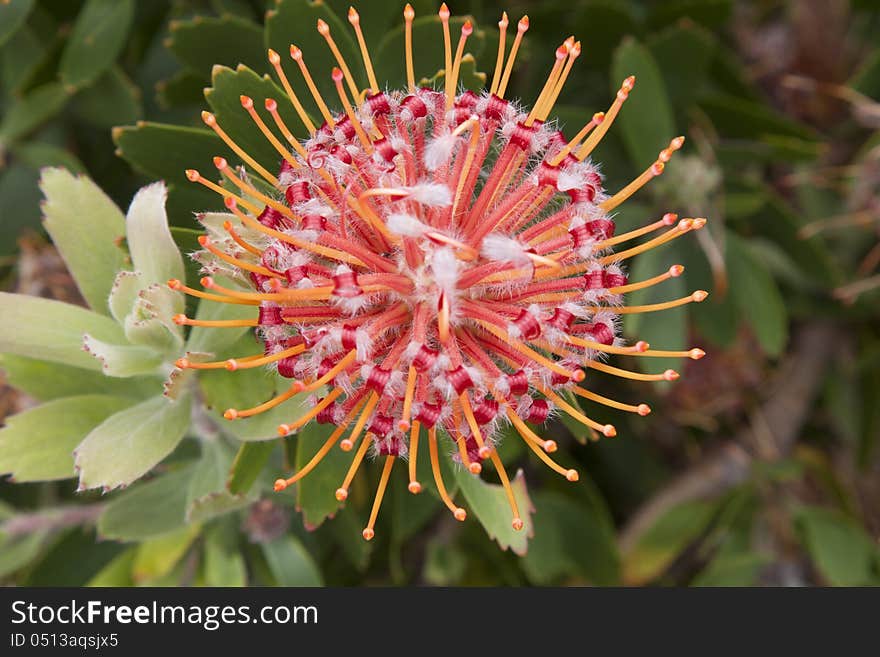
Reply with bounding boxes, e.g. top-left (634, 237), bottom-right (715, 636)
top-left (171, 3), bottom-right (707, 541)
